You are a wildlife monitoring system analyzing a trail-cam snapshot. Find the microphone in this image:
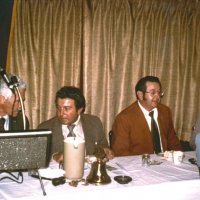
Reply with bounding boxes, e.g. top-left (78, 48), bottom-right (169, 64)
top-left (0, 67), bottom-right (11, 88)
top-left (10, 75), bottom-right (19, 88)
top-left (0, 67), bottom-right (19, 89)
